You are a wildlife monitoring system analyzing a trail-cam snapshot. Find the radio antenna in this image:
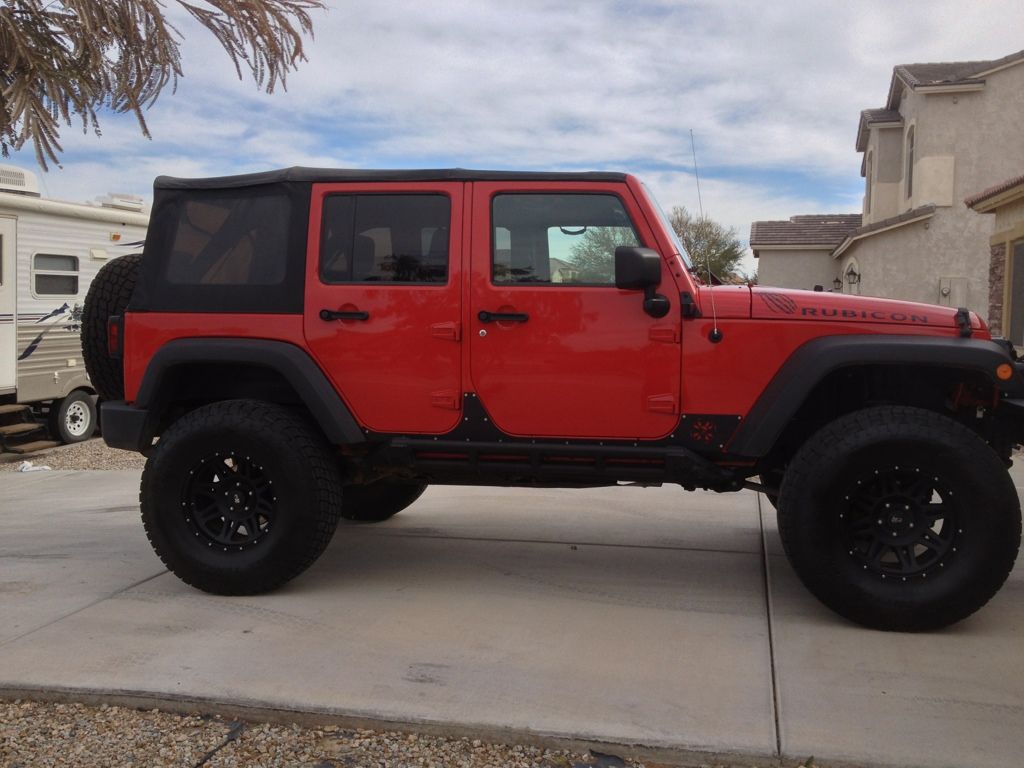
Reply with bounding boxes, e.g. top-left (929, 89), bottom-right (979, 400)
top-left (690, 129), bottom-right (721, 342)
